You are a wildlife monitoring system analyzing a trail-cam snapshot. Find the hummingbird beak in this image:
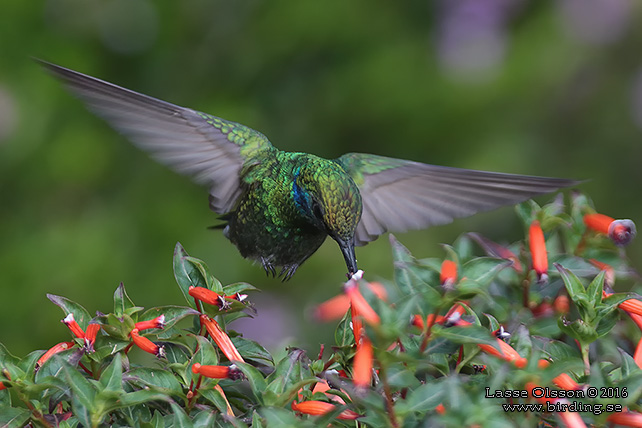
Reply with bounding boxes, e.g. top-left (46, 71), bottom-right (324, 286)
top-left (338, 239), bottom-right (358, 276)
